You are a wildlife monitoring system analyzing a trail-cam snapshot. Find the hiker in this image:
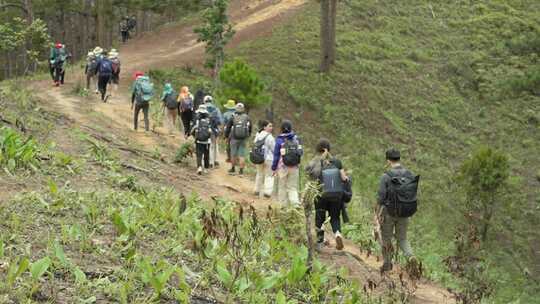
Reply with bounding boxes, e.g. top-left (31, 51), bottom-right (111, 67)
top-left (306, 138), bottom-right (349, 250)
top-left (92, 47), bottom-right (104, 94)
top-left (95, 50), bottom-right (113, 102)
top-left (271, 120), bottom-right (303, 206)
top-left (120, 17), bottom-right (130, 43)
top-left (161, 83), bottom-right (179, 134)
top-left (49, 43), bottom-right (69, 86)
top-left (131, 72), bottom-right (154, 131)
top-left (84, 51), bottom-right (98, 91)
top-left (128, 16), bottom-right (137, 33)
top-left (204, 95), bottom-right (223, 168)
top-left (225, 103), bottom-right (251, 176)
top-left (191, 104), bottom-right (213, 175)
top-left (109, 49), bottom-right (121, 93)
top-left (377, 148), bottom-right (419, 273)
top-left (222, 100), bottom-right (236, 163)
top-left (178, 86), bottom-right (194, 139)
top-left (251, 120), bottom-right (275, 198)
top-left (193, 88), bottom-right (206, 113)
